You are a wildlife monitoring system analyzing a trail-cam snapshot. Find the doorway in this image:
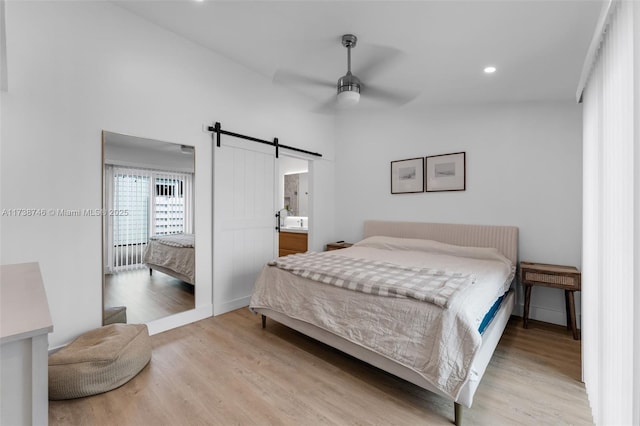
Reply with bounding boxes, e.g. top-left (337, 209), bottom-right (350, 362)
top-left (278, 156), bottom-right (310, 257)
top-left (212, 137), bottom-right (315, 315)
